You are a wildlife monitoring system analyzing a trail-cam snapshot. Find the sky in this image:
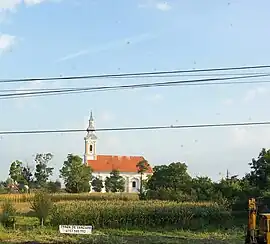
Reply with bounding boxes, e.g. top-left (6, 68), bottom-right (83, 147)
top-left (0, 0), bottom-right (270, 182)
